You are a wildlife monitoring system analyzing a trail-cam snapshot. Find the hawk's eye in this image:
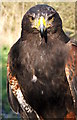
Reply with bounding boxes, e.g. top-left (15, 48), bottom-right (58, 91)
top-left (31, 16), bottom-right (35, 20)
top-left (48, 16), bottom-right (53, 20)
top-left (48, 16), bottom-right (54, 23)
top-left (29, 16), bottom-right (35, 22)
